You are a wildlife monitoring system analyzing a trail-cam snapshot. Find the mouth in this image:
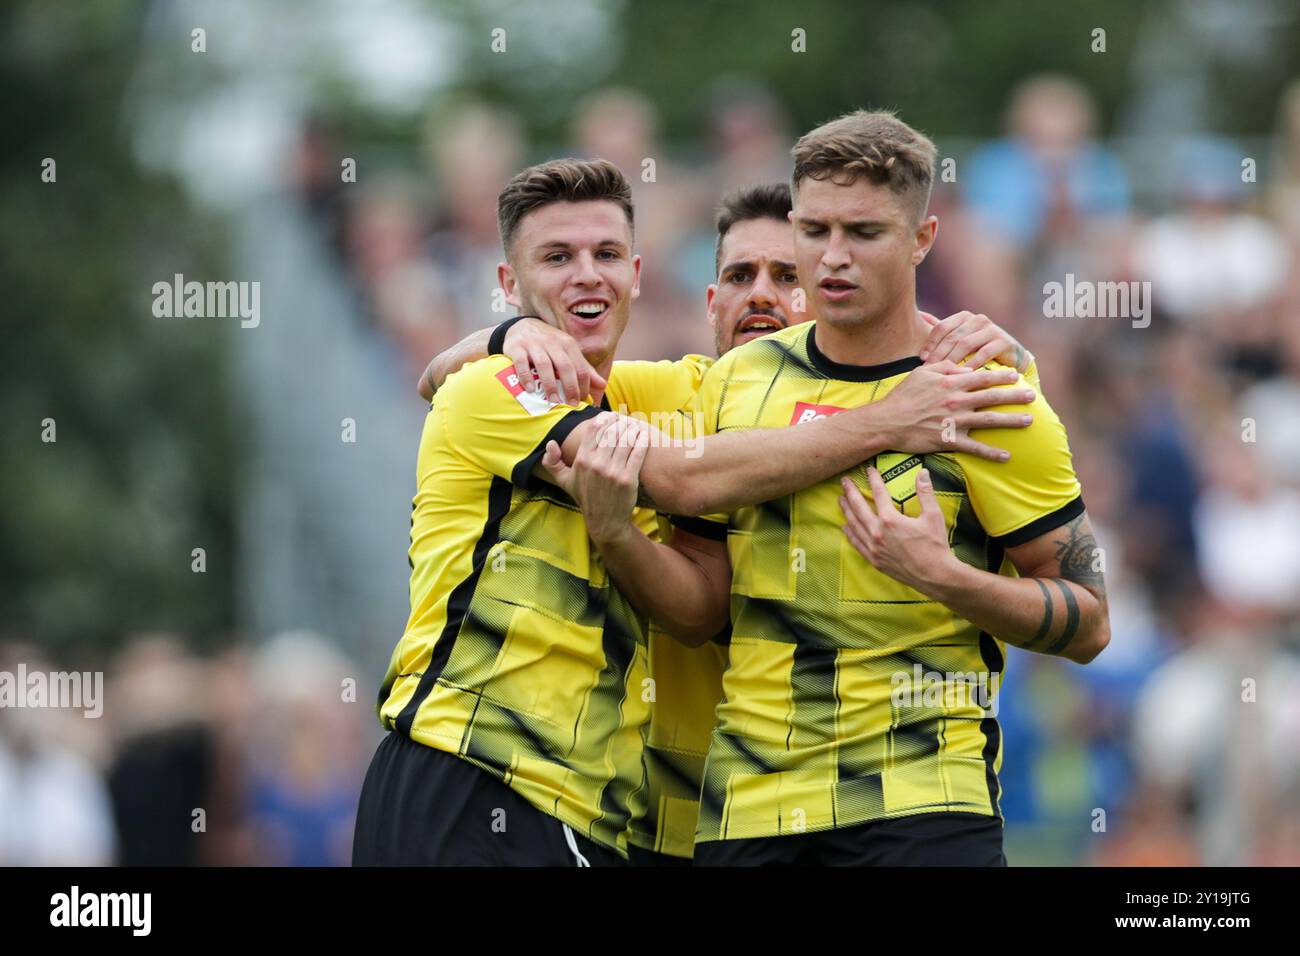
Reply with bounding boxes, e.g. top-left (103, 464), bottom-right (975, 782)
top-left (819, 277), bottom-right (857, 302)
top-left (735, 313), bottom-right (786, 338)
top-left (567, 298), bottom-right (611, 326)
